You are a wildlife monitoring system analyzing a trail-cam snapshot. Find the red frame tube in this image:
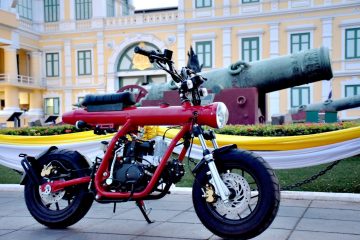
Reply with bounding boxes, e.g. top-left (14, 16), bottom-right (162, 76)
top-left (47, 102), bottom-right (220, 200)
